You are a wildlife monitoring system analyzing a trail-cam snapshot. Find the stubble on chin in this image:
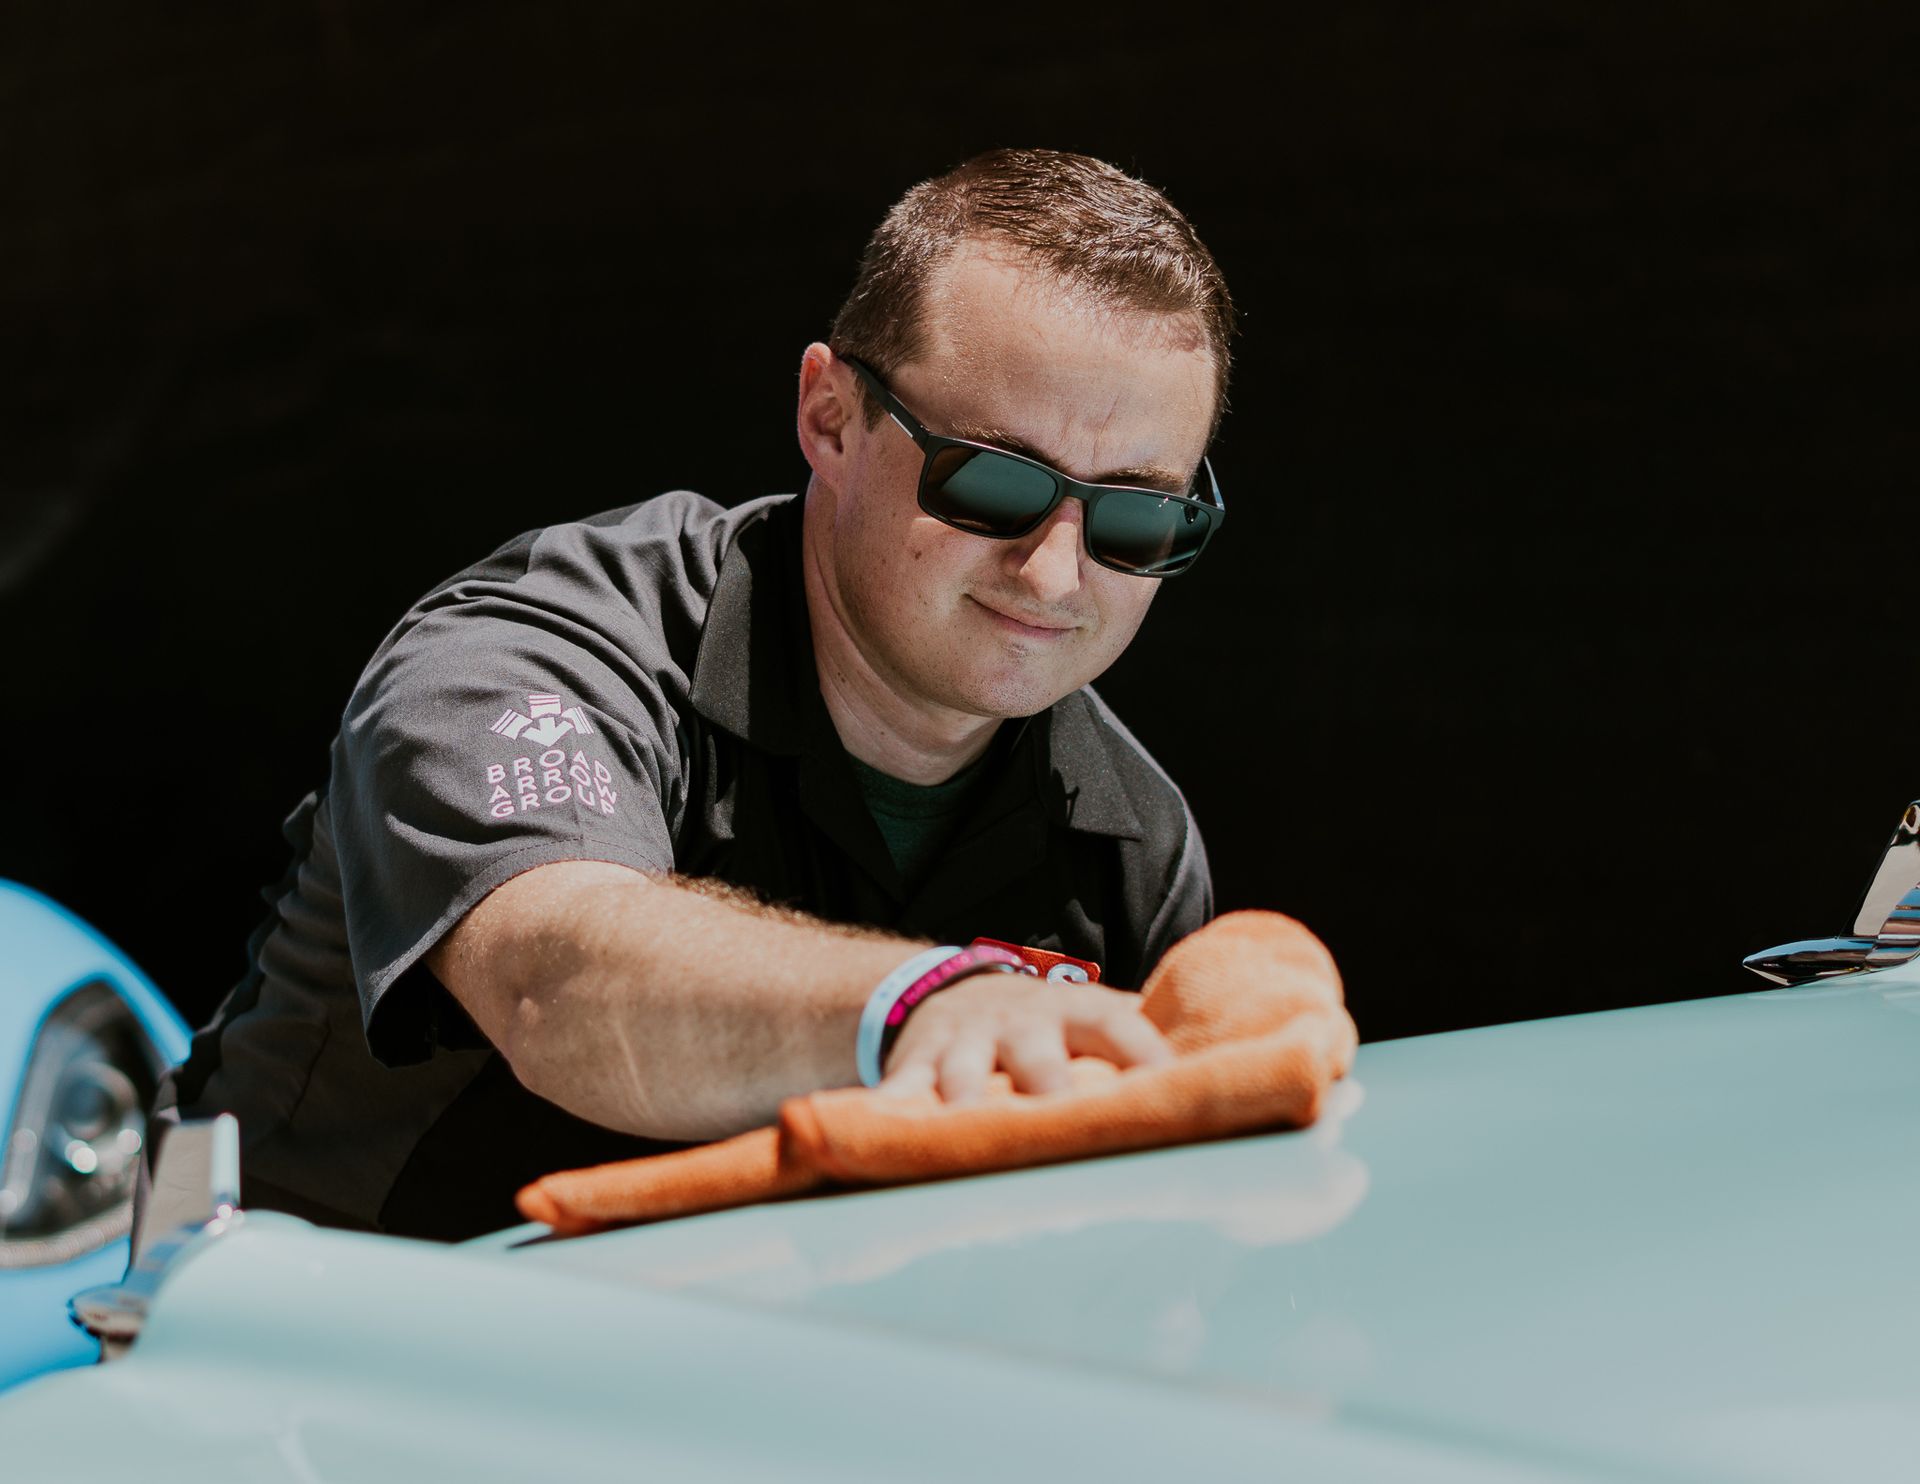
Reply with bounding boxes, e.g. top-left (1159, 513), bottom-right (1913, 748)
top-left (947, 635), bottom-right (1102, 720)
